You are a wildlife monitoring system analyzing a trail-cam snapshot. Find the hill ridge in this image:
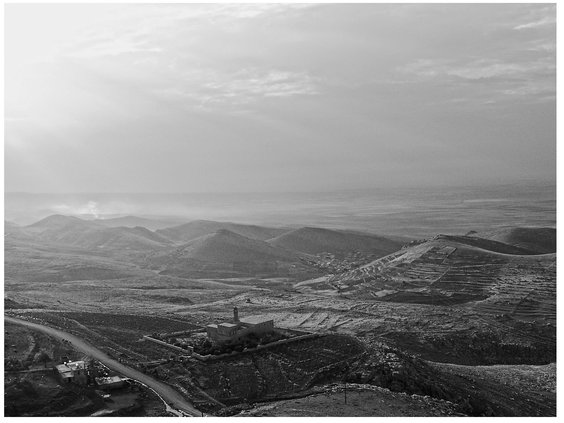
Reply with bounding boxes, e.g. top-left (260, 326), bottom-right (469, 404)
top-left (156, 219), bottom-right (289, 243)
top-left (268, 226), bottom-right (402, 258)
